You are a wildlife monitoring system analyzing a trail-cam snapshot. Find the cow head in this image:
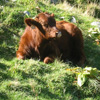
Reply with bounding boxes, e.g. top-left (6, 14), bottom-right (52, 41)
top-left (25, 12), bottom-right (62, 39)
